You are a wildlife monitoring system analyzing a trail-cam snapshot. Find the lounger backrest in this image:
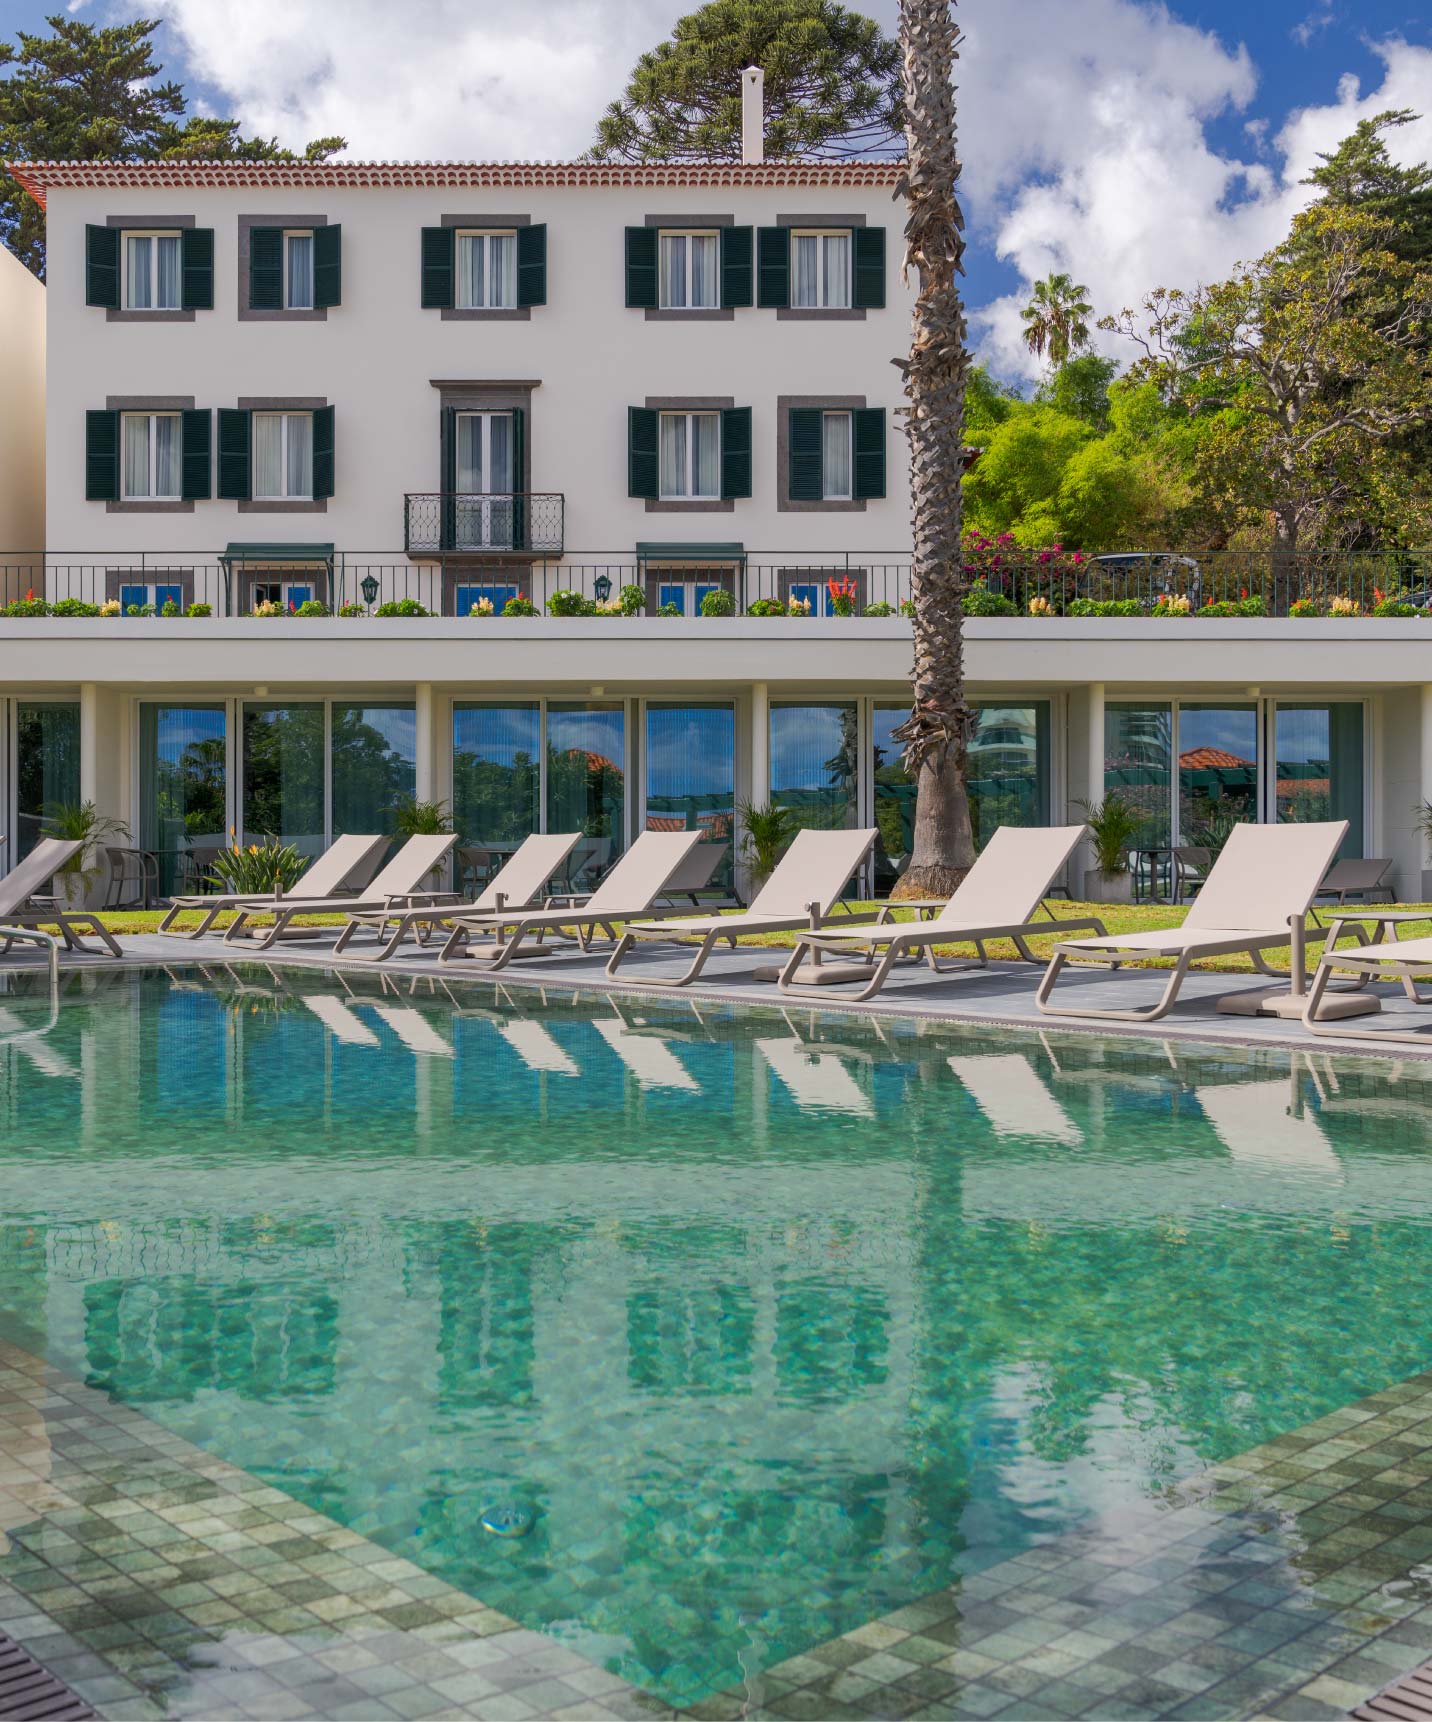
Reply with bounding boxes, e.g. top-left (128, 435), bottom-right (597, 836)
top-left (931, 825), bottom-right (1088, 926)
top-left (747, 827), bottom-right (878, 916)
top-left (366, 833), bottom-right (458, 896)
top-left (476, 833), bottom-right (581, 911)
top-left (659, 841), bottom-right (729, 893)
top-left (1185, 820), bottom-right (1348, 931)
top-left (1320, 857), bottom-right (1392, 892)
top-left (585, 830), bottom-right (703, 912)
top-left (295, 833), bottom-right (388, 898)
top-left (0, 838), bottom-right (84, 913)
